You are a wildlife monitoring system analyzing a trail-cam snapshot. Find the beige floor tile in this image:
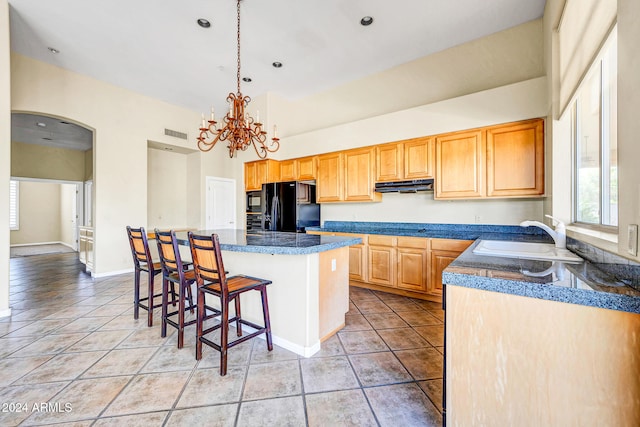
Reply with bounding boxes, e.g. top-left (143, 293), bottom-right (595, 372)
top-left (310, 334), bottom-right (345, 358)
top-left (197, 339), bottom-right (253, 369)
top-left (396, 310), bottom-right (442, 327)
top-left (53, 317), bottom-right (112, 334)
top-left (394, 347), bottom-right (443, 380)
top-left (0, 336), bottom-right (39, 358)
top-left (43, 305), bottom-right (98, 320)
top-left (306, 389), bottom-right (377, 427)
top-left (383, 299), bottom-right (421, 312)
top-left (0, 356), bottom-right (53, 387)
top-left (414, 325), bottom-right (445, 347)
top-left (353, 299), bottom-right (392, 314)
top-left (166, 404), bottom-right (237, 427)
top-left (349, 352), bottom-right (411, 386)
top-left (176, 366), bottom-right (245, 407)
top-left (4, 319), bottom-right (69, 337)
top-left (242, 360), bottom-right (301, 400)
top-left (93, 411), bottom-right (169, 426)
top-left (236, 396), bottom-right (305, 427)
top-left (363, 312), bottom-right (409, 329)
top-left (102, 371), bottom-right (190, 416)
top-left (419, 379), bottom-right (443, 411)
top-left (139, 345), bottom-right (197, 373)
top-left (338, 330), bottom-right (388, 354)
top-left (0, 320), bottom-right (33, 336)
top-left (365, 383), bottom-right (442, 427)
top-left (250, 339), bottom-right (298, 364)
top-left (65, 330), bottom-right (134, 352)
top-left (12, 333), bottom-right (87, 357)
top-left (117, 327), bottom-right (174, 348)
top-left (82, 348), bottom-right (155, 378)
top-left (86, 303), bottom-right (131, 318)
top-left (17, 351), bottom-right (107, 384)
top-left (0, 381), bottom-right (69, 426)
top-left (99, 315), bottom-right (146, 331)
top-left (24, 376), bottom-right (131, 425)
top-left (348, 288), bottom-right (380, 303)
top-left (377, 328), bottom-right (430, 350)
top-left (300, 356), bottom-right (359, 393)
top-left (342, 314), bottom-right (373, 331)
